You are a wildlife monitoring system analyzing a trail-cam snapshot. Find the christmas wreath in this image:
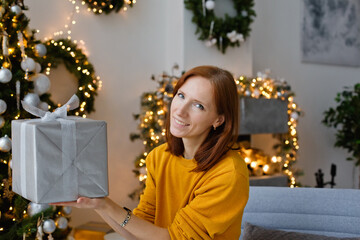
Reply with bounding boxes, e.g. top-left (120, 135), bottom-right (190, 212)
top-left (43, 38), bottom-right (100, 116)
top-left (184, 0), bottom-right (256, 53)
top-left (82, 0), bottom-right (135, 14)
